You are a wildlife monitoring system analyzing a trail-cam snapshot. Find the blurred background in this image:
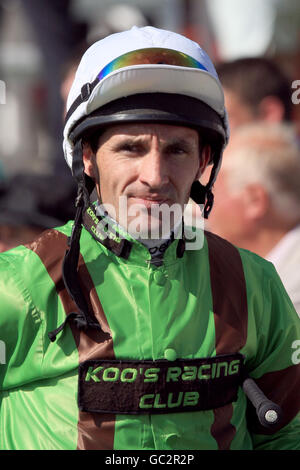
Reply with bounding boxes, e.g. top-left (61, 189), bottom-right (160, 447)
top-left (0, 0), bottom-right (300, 251)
